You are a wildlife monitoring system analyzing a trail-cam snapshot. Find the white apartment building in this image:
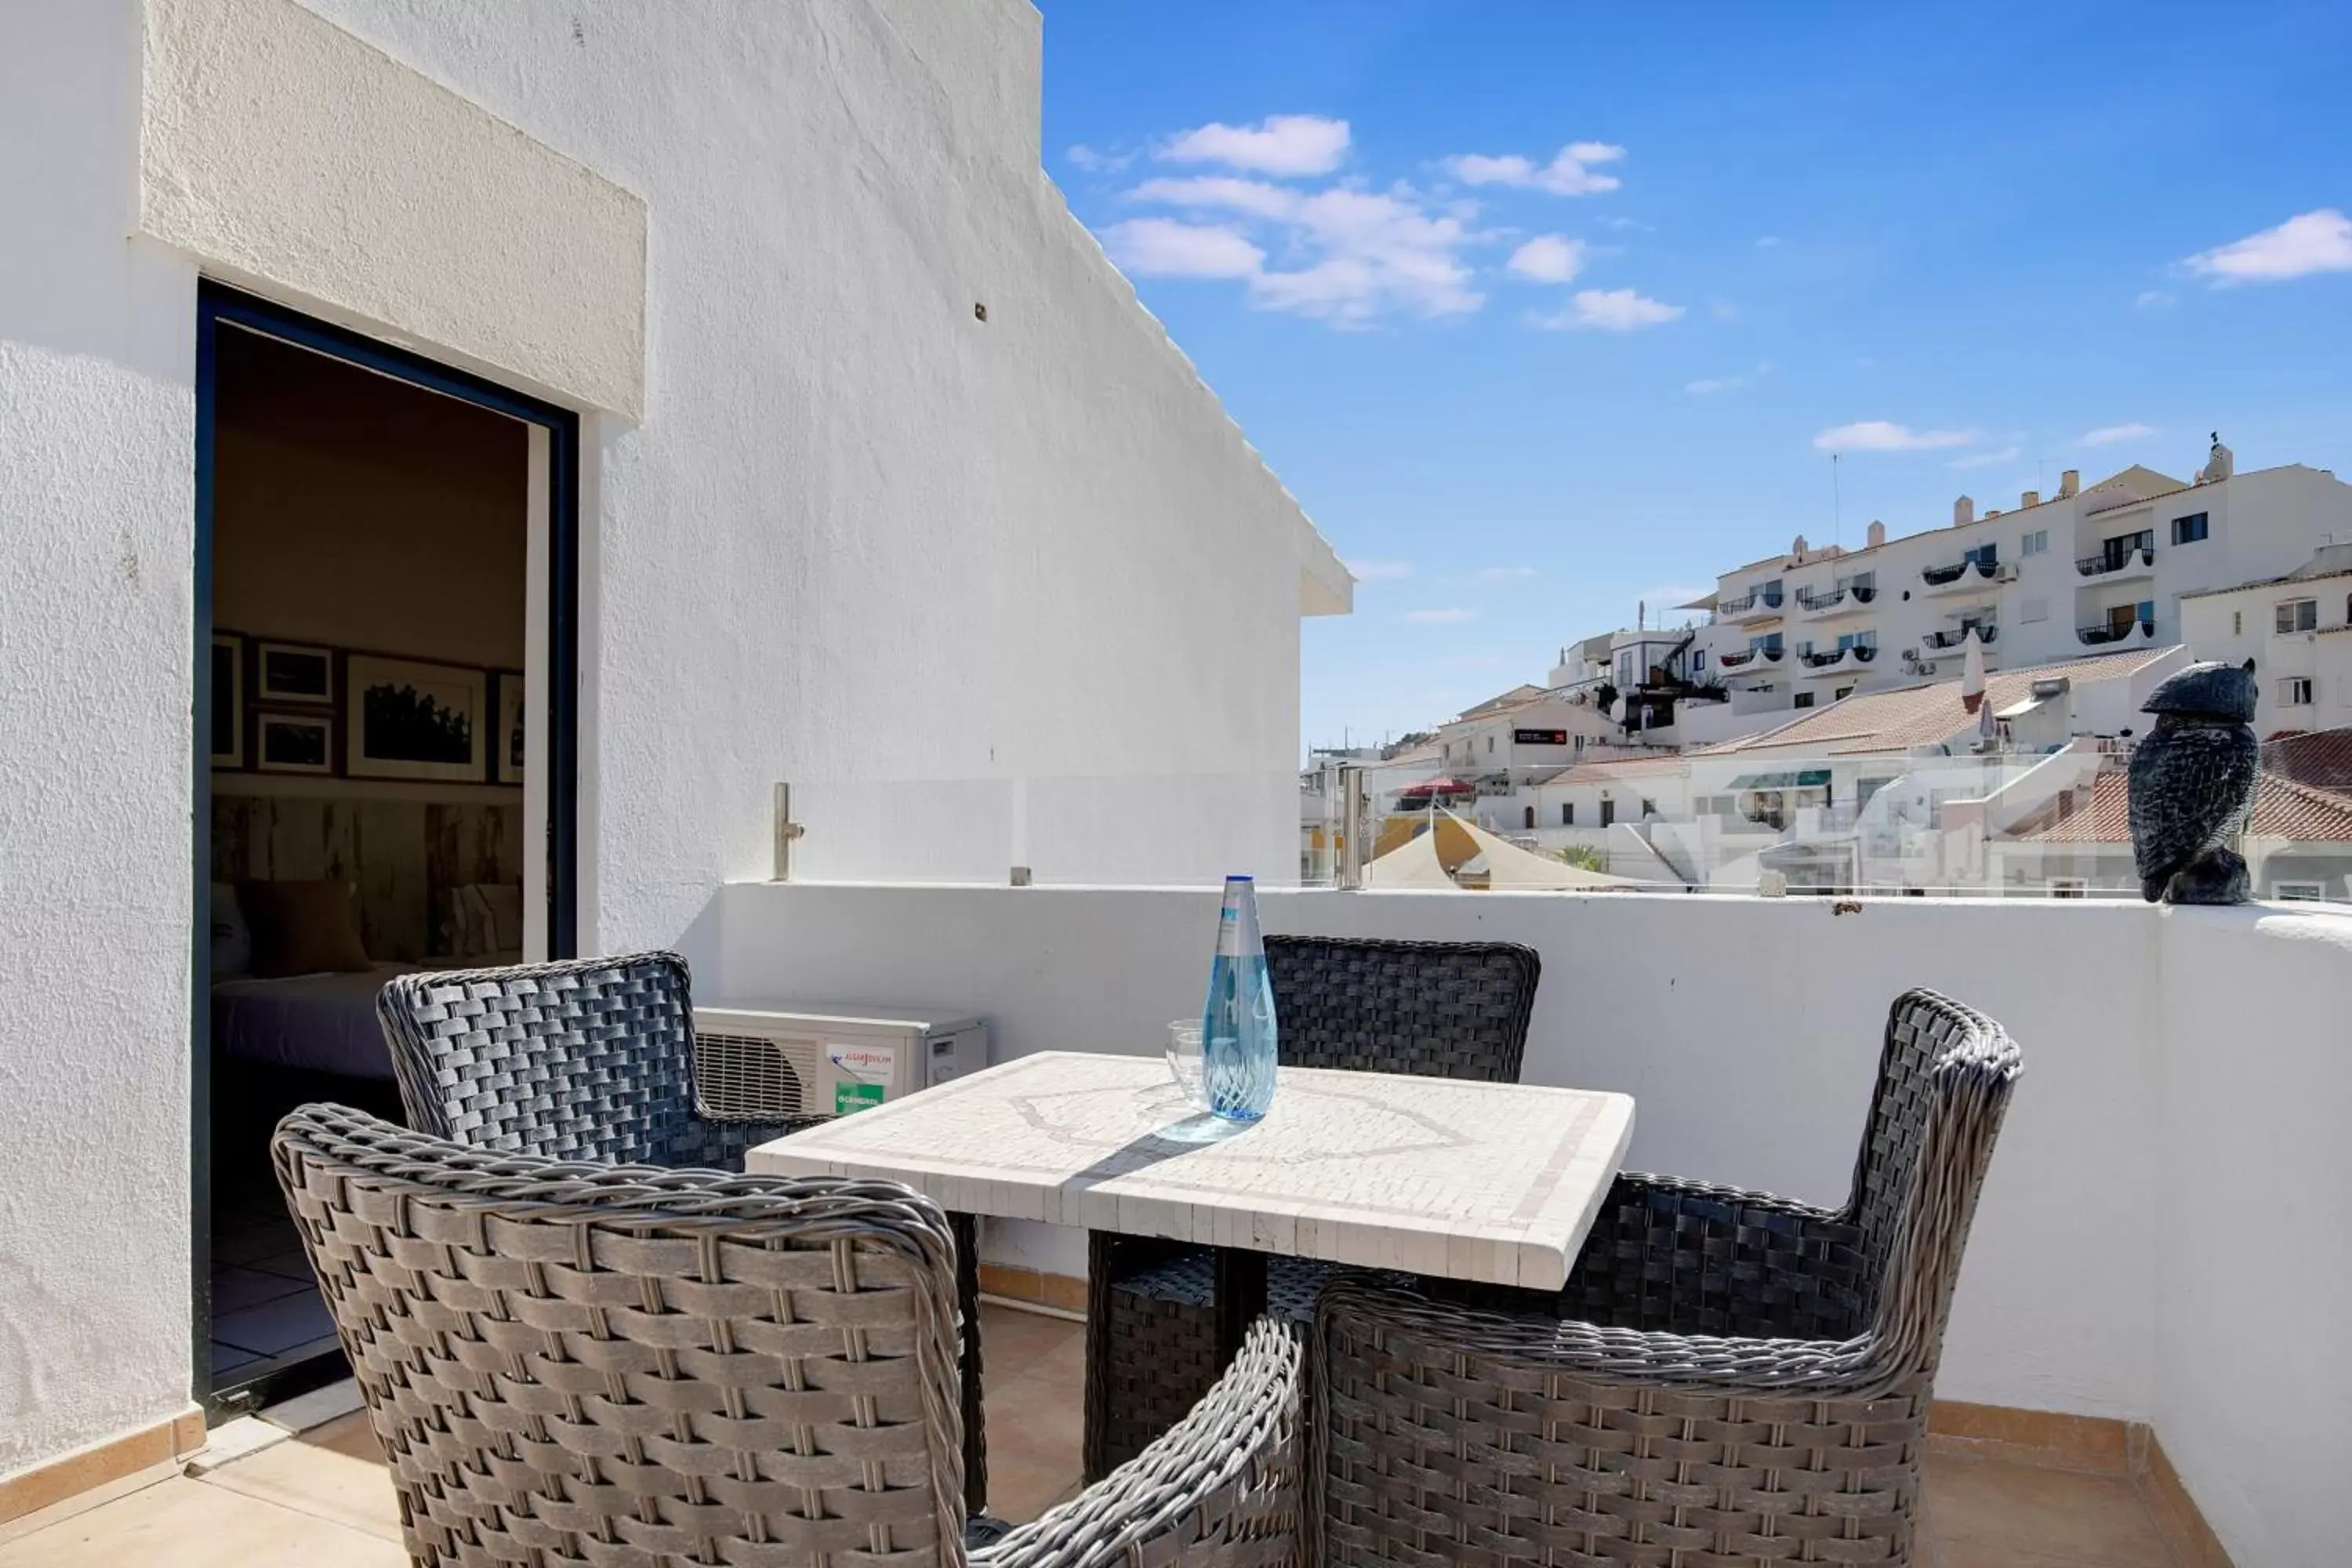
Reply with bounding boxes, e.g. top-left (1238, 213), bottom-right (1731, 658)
top-left (2178, 544), bottom-right (2352, 736)
top-left (1676, 440), bottom-right (2352, 729)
